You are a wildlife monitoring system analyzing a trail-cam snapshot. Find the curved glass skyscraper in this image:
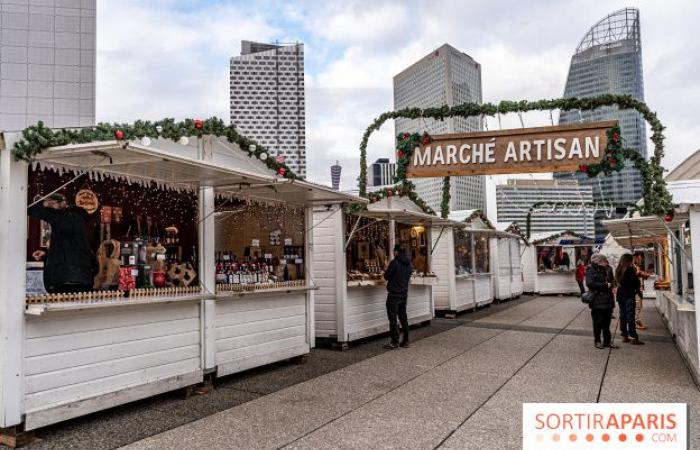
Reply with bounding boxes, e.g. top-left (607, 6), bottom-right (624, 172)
top-left (555, 8), bottom-right (646, 238)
